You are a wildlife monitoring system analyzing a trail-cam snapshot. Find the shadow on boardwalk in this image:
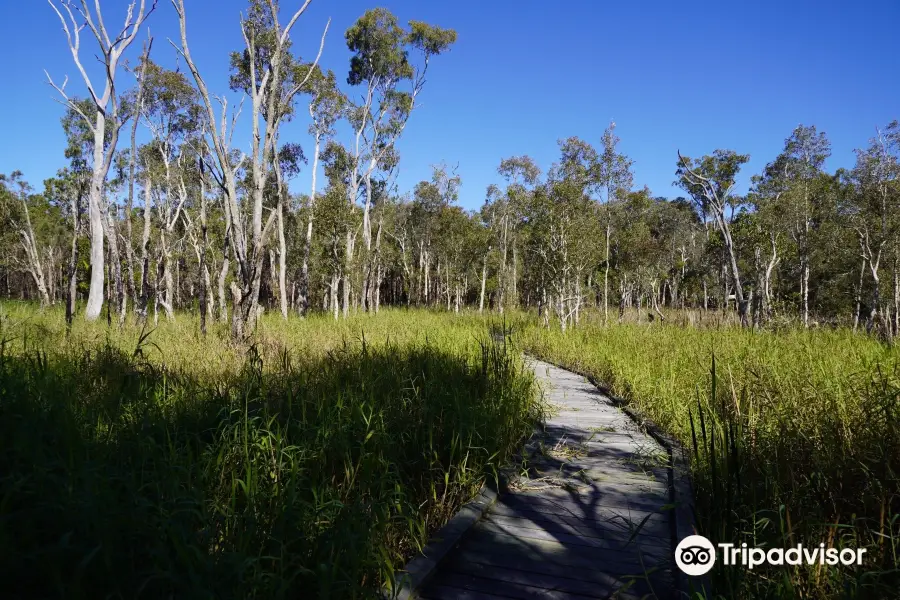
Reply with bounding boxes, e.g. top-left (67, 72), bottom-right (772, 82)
top-left (418, 359), bottom-right (678, 600)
